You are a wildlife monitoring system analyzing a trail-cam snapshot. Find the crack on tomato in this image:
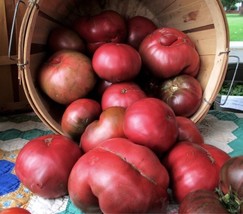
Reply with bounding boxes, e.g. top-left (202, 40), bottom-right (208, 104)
top-left (100, 147), bottom-right (157, 185)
